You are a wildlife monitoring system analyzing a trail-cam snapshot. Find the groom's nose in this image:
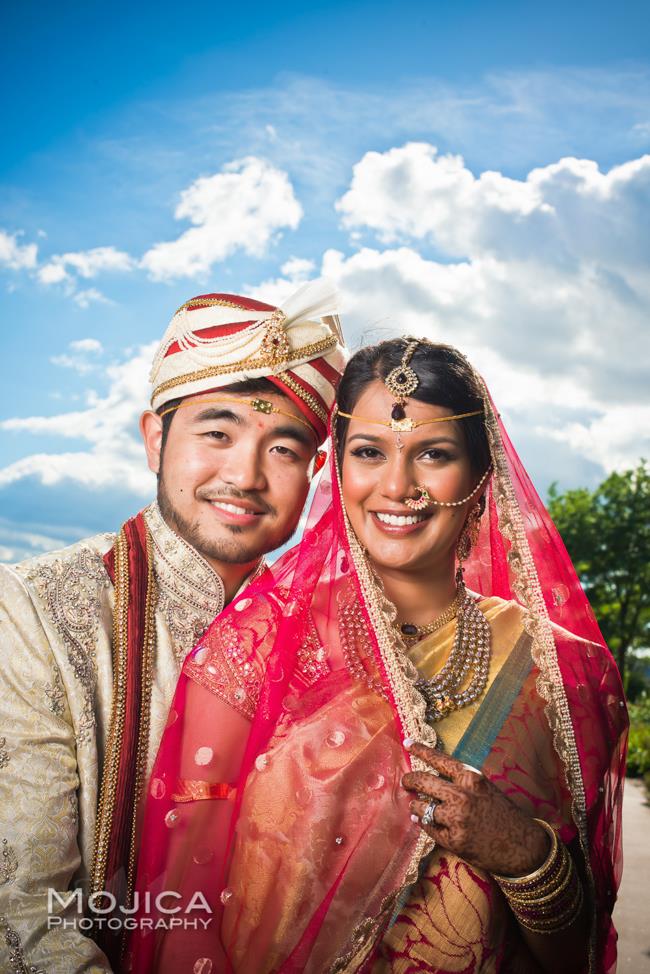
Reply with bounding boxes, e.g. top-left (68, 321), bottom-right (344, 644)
top-left (218, 444), bottom-right (268, 494)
